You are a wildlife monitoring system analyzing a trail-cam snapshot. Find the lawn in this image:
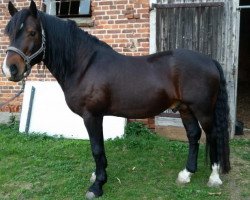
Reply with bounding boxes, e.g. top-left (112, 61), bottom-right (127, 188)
top-left (0, 122), bottom-right (249, 200)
